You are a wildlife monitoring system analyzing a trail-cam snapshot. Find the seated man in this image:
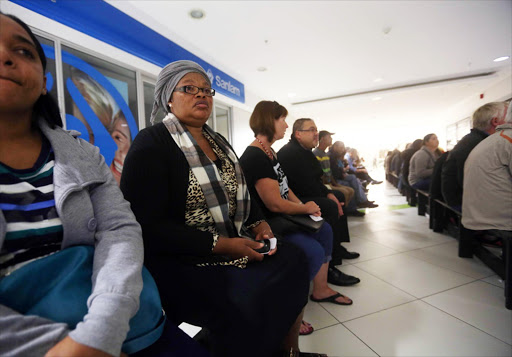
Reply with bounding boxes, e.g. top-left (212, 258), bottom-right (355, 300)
top-left (345, 148), bottom-right (382, 185)
top-left (442, 102), bottom-right (508, 211)
top-left (278, 119), bottom-right (361, 286)
top-left (329, 141), bottom-right (378, 209)
top-left (462, 104), bottom-right (512, 308)
top-left (400, 139), bottom-right (423, 189)
top-left (313, 131), bottom-right (363, 217)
